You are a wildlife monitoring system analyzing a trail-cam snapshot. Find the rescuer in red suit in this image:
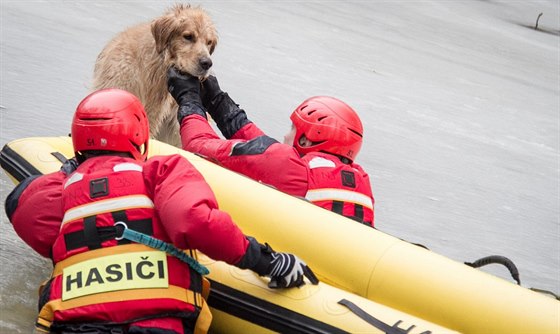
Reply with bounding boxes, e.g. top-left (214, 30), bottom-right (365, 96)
top-left (5, 88), bottom-right (318, 334)
top-left (167, 68), bottom-right (375, 227)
